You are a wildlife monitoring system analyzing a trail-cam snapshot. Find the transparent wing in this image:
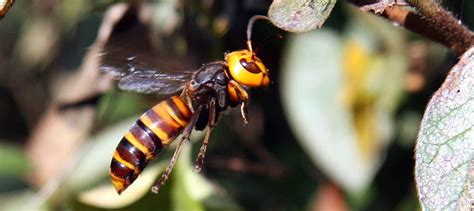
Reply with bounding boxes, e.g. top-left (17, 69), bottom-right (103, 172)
top-left (116, 63), bottom-right (194, 94)
top-left (100, 50), bottom-right (195, 95)
top-left (98, 6), bottom-right (197, 95)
